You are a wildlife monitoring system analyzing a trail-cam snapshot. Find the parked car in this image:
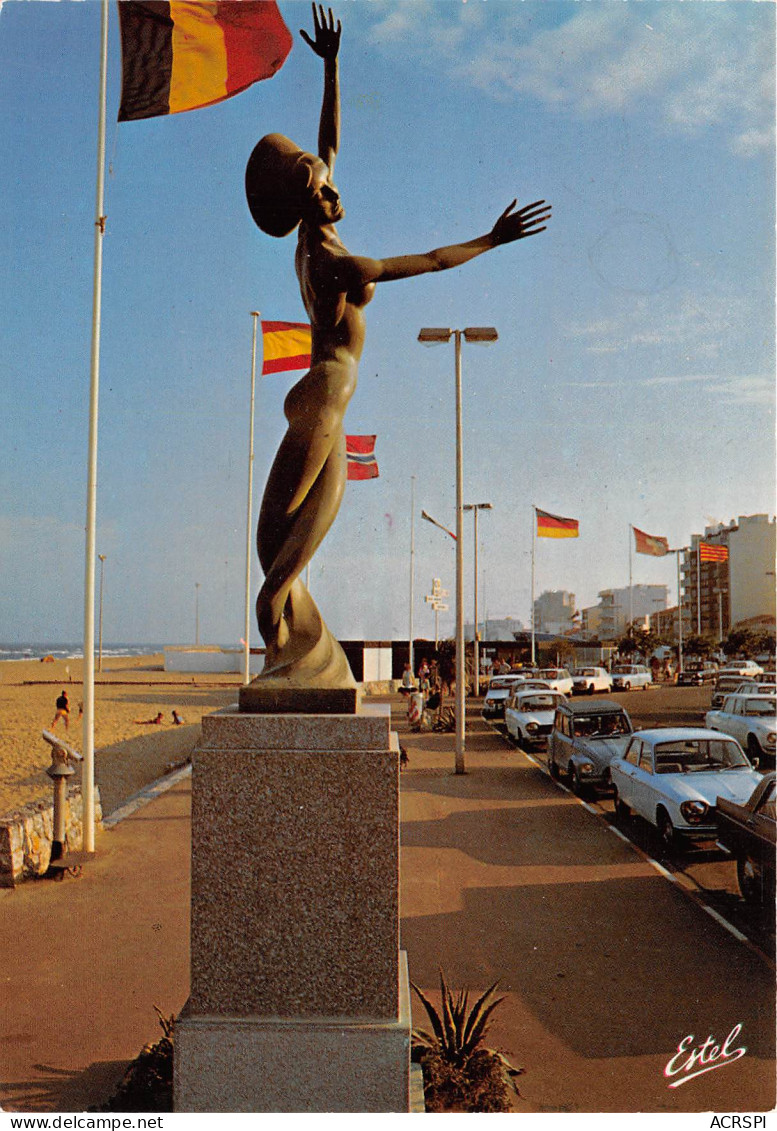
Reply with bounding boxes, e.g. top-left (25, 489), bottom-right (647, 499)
top-left (547, 699), bottom-right (633, 794)
top-left (611, 664), bottom-right (653, 691)
top-left (483, 684), bottom-right (511, 719)
top-left (572, 666), bottom-right (612, 695)
top-left (711, 674), bottom-right (754, 710)
top-left (718, 660), bottom-right (764, 678)
top-left (735, 681), bottom-right (776, 696)
top-left (677, 661), bottom-right (718, 686)
top-left (610, 728), bottom-right (762, 852)
top-left (716, 772), bottom-right (776, 905)
top-left (505, 689), bottom-right (566, 748)
top-left (705, 693), bottom-right (776, 764)
top-left (537, 668), bottom-right (574, 695)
